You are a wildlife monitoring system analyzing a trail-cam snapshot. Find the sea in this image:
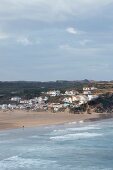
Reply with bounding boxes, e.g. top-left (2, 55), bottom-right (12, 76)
top-left (0, 119), bottom-right (113, 170)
